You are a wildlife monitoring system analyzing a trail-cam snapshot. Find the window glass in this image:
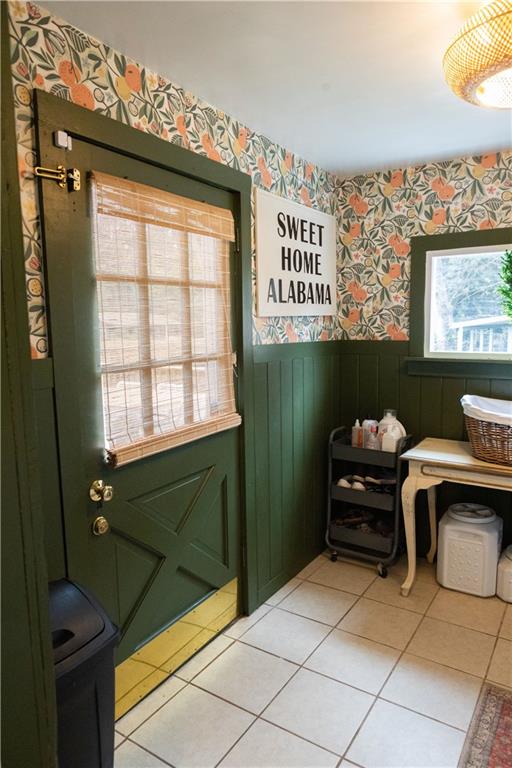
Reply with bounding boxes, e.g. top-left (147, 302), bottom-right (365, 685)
top-left (91, 172), bottom-right (240, 465)
top-left (426, 246), bottom-right (512, 358)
